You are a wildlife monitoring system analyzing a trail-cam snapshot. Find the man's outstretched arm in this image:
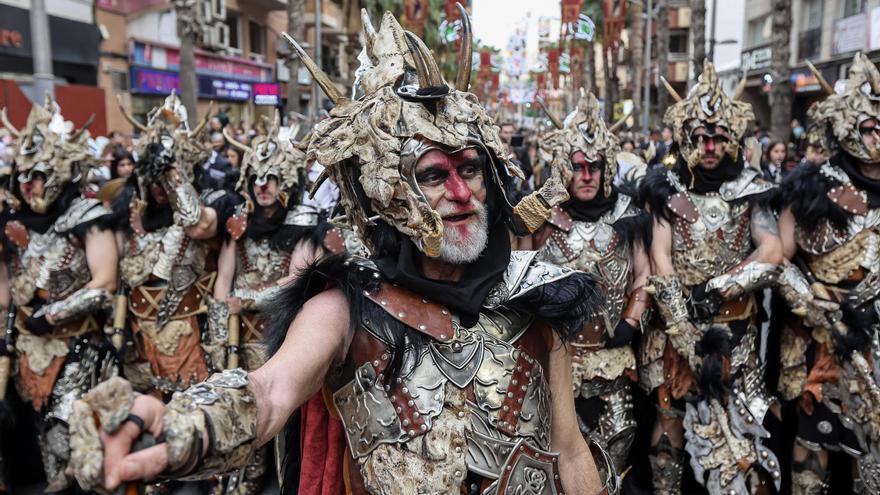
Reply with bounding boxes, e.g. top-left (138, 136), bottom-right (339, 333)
top-left (96, 288), bottom-right (352, 490)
